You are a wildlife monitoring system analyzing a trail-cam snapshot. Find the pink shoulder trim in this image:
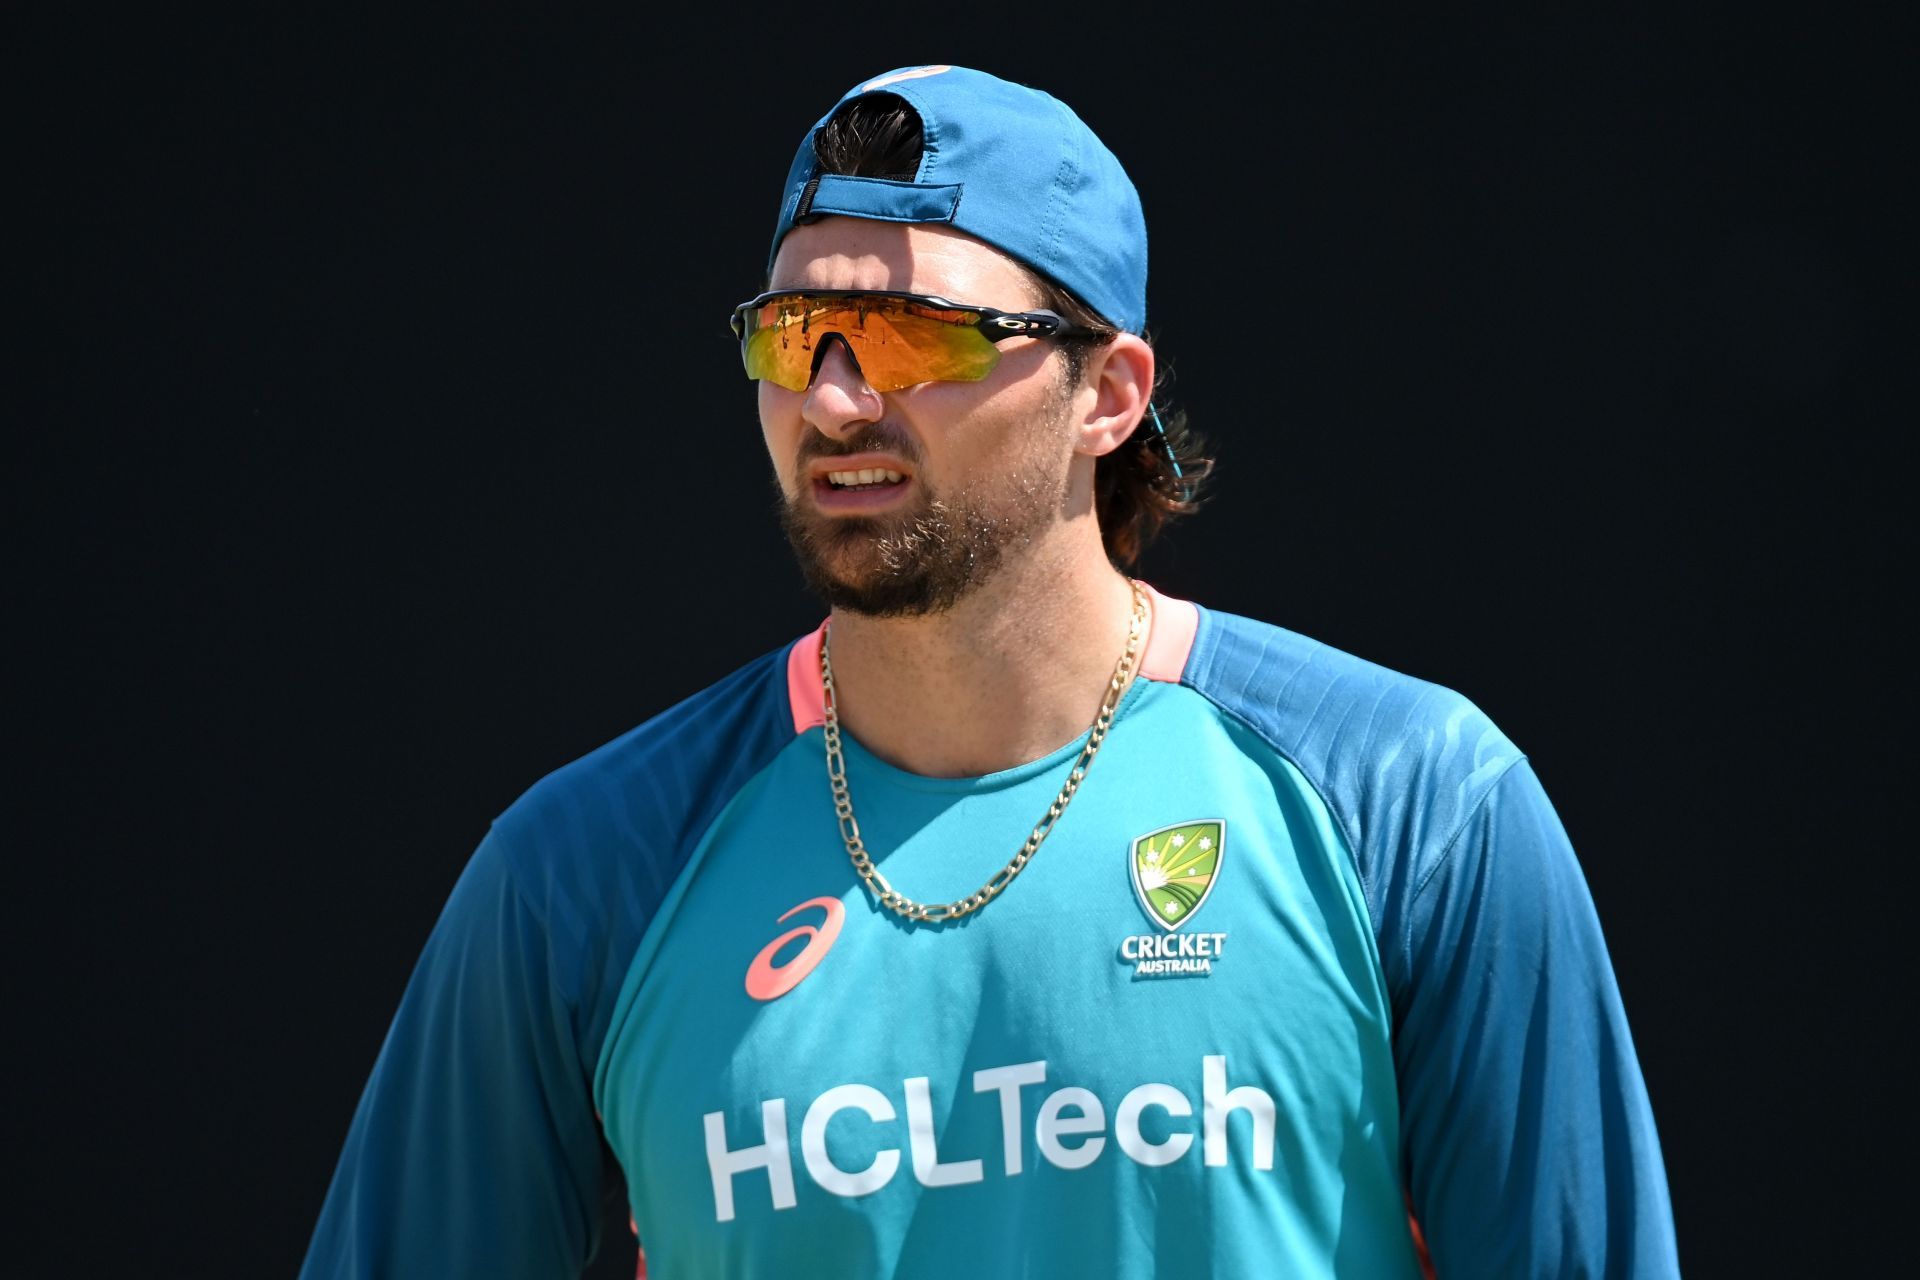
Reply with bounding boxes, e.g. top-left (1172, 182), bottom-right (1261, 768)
top-left (783, 585), bottom-right (1198, 736)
